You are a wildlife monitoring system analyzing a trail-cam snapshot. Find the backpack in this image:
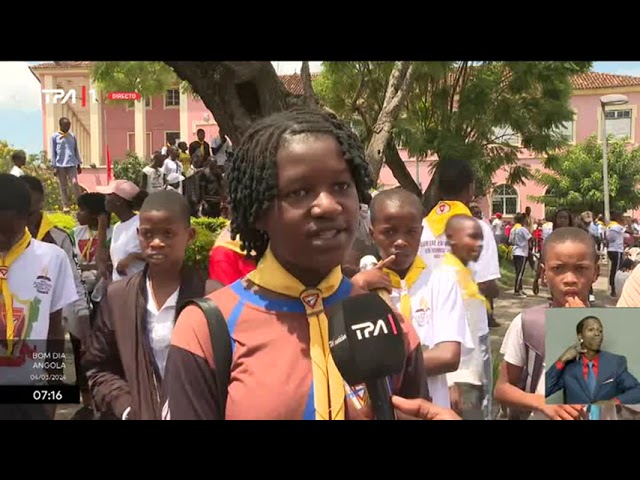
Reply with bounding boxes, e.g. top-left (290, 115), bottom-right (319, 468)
top-left (176, 298), bottom-right (232, 419)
